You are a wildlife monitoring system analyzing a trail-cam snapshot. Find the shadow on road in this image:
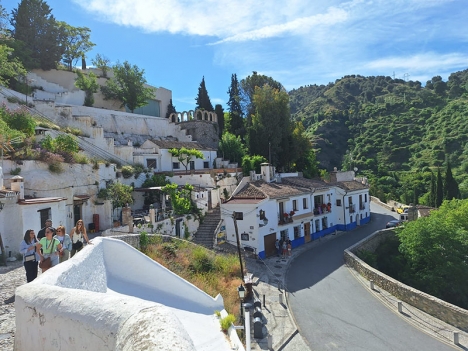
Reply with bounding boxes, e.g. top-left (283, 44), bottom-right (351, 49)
top-left (286, 212), bottom-right (395, 294)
